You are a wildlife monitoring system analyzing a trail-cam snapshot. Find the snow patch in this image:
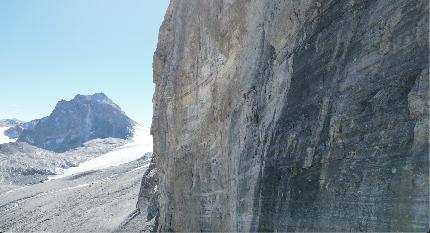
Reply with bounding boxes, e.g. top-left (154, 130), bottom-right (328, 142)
top-left (49, 126), bottom-right (152, 180)
top-left (0, 127), bottom-right (17, 144)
